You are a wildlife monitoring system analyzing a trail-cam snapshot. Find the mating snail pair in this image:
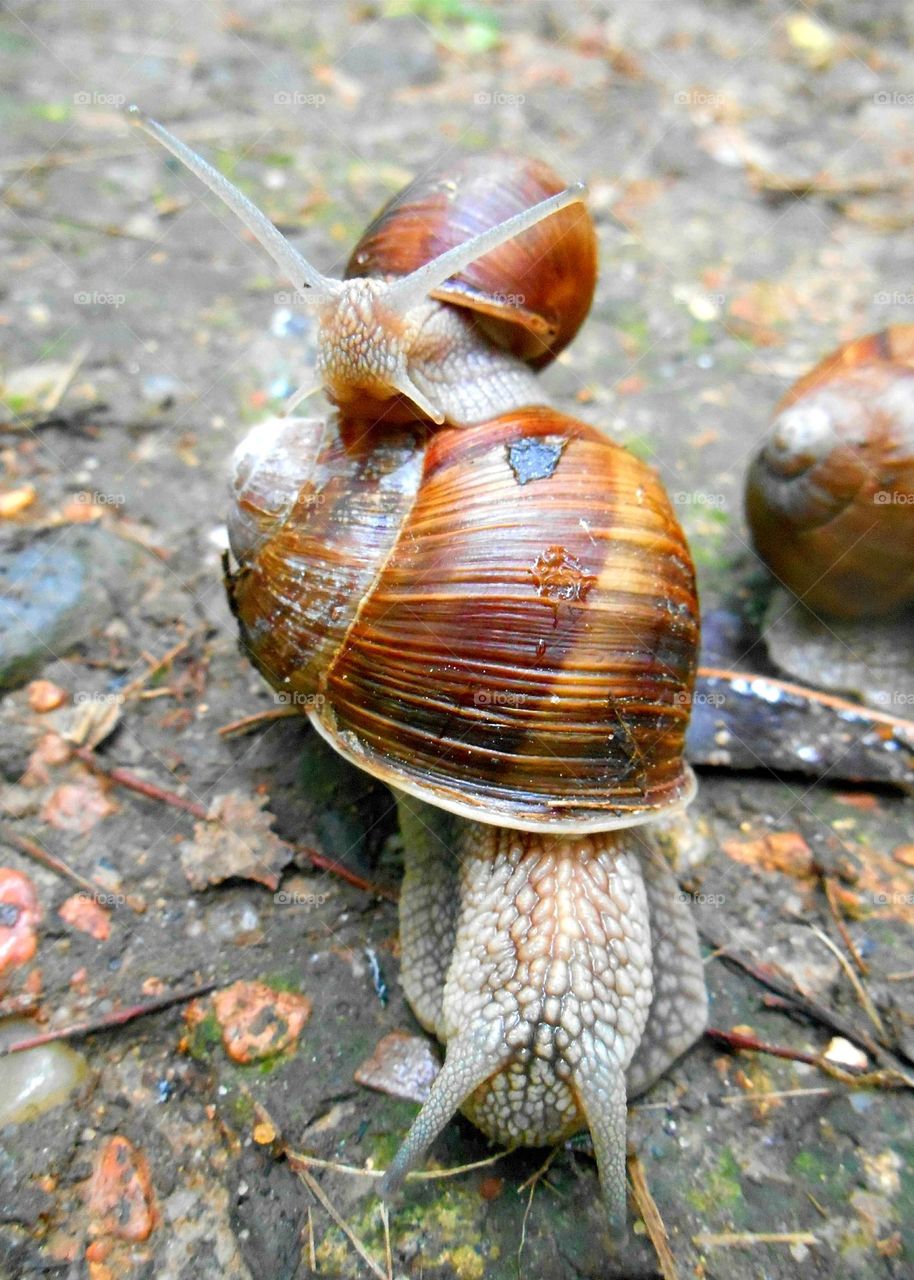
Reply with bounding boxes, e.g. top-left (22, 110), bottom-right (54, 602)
top-left (131, 106), bottom-right (911, 1240)
top-left (131, 109), bottom-right (708, 1233)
